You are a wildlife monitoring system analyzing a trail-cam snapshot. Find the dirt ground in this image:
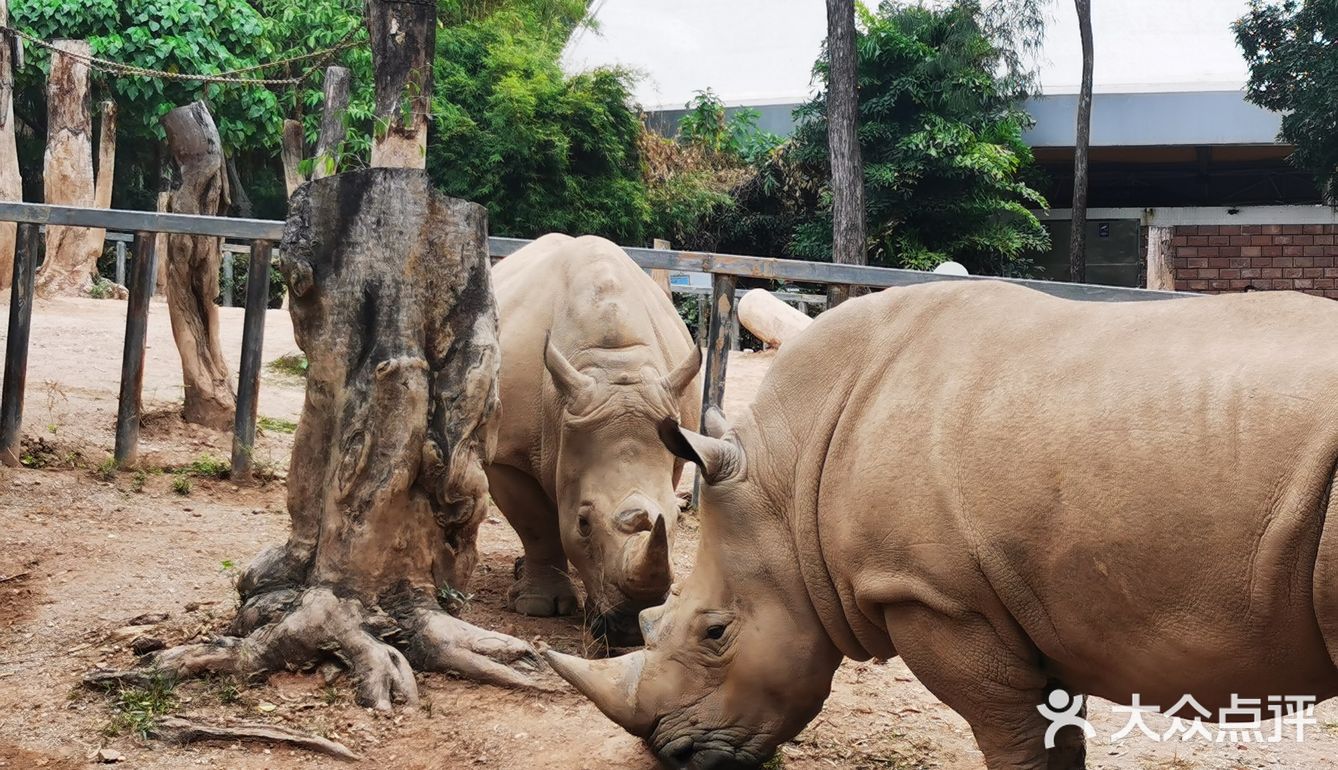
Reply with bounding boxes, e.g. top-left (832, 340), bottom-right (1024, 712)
top-left (1, 296), bottom-right (1336, 770)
